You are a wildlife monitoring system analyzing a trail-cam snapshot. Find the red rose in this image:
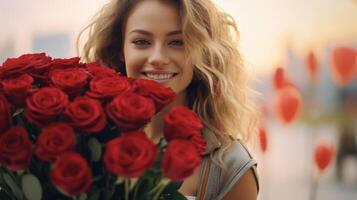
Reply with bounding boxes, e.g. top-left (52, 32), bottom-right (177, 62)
top-left (104, 131), bottom-right (157, 178)
top-left (86, 76), bottom-right (131, 102)
top-left (0, 53), bottom-right (51, 79)
top-left (50, 68), bottom-right (89, 97)
top-left (132, 79), bottom-right (176, 112)
top-left (2, 74), bottom-right (34, 107)
top-left (0, 127), bottom-right (32, 171)
top-left (35, 123), bottom-right (75, 162)
top-left (64, 96), bottom-right (106, 133)
top-left (163, 105), bottom-right (203, 141)
top-left (51, 152), bottom-right (92, 196)
top-left (51, 57), bottom-right (85, 70)
top-left (26, 87), bottom-right (69, 127)
top-left (27, 55), bottom-right (52, 85)
top-left (85, 62), bottom-right (119, 79)
top-left (190, 134), bottom-right (207, 154)
top-left (0, 94), bottom-right (12, 135)
top-left (106, 92), bottom-right (155, 131)
top-left (0, 81), bottom-right (4, 93)
top-left (161, 140), bottom-right (201, 181)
